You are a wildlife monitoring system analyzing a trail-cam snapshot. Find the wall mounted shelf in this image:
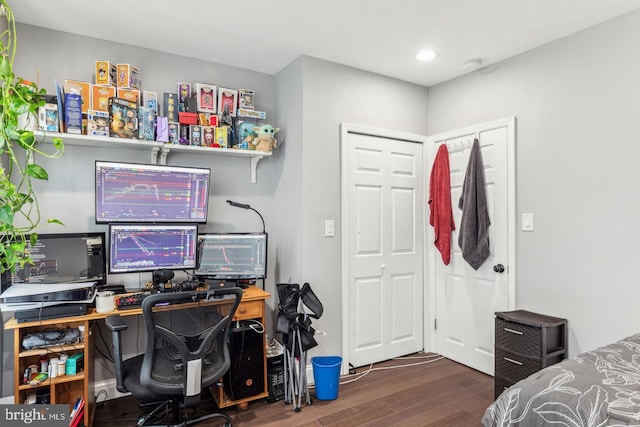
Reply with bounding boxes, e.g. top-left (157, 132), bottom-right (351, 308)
top-left (34, 131), bottom-right (271, 183)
